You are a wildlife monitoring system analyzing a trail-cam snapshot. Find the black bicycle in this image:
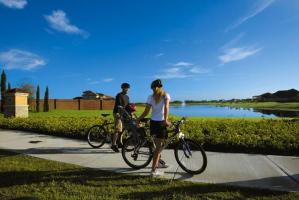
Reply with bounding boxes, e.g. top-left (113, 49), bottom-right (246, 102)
top-left (87, 107), bottom-right (134, 148)
top-left (87, 114), bottom-right (114, 148)
top-left (121, 117), bottom-right (207, 175)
